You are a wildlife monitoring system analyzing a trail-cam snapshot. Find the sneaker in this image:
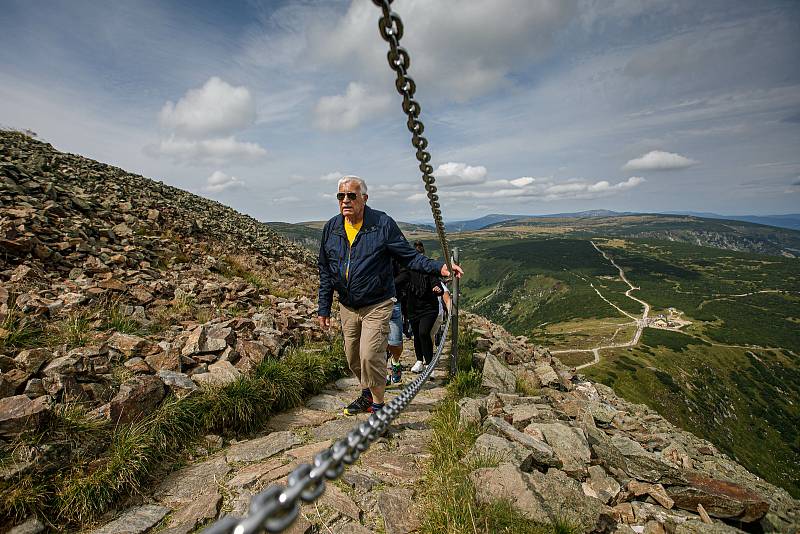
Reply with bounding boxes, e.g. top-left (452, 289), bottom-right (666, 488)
top-left (367, 402), bottom-right (385, 413)
top-left (390, 363), bottom-right (402, 384)
top-left (410, 360), bottom-right (424, 373)
top-left (344, 395), bottom-right (372, 416)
